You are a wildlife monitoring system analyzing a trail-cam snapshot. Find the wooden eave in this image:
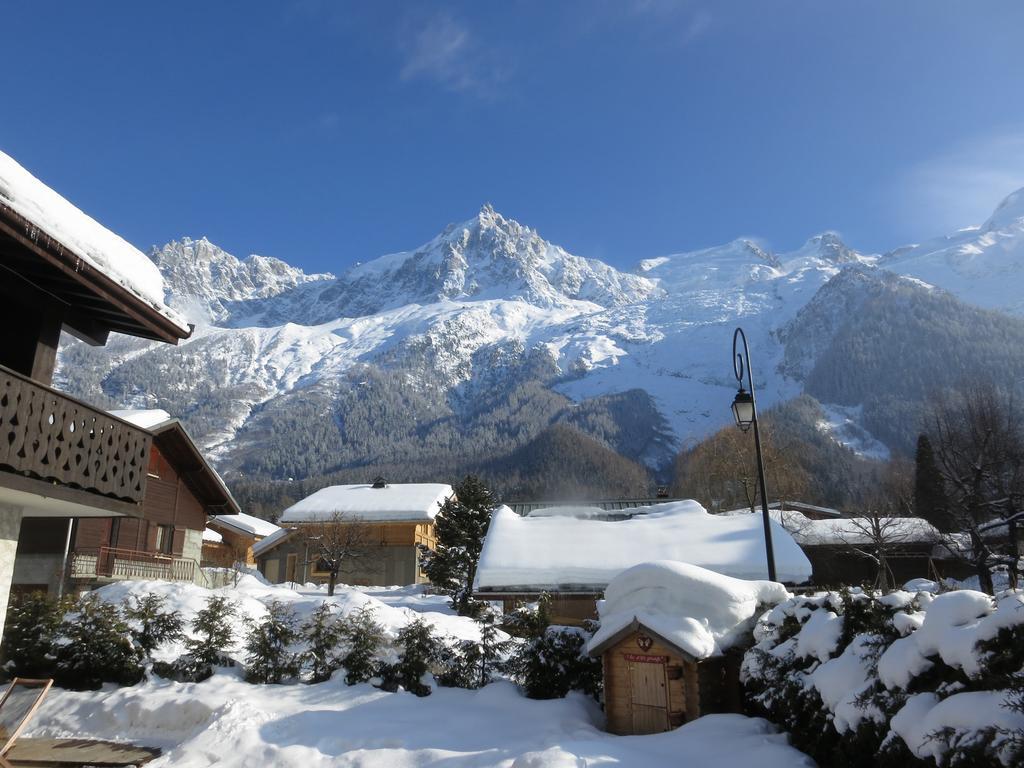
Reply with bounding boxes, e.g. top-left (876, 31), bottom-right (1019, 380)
top-left (587, 617), bottom-right (699, 663)
top-left (0, 203), bottom-right (191, 345)
top-left (149, 420), bottom-right (240, 515)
